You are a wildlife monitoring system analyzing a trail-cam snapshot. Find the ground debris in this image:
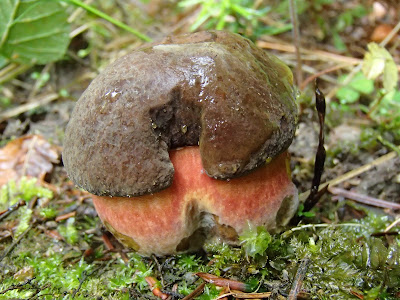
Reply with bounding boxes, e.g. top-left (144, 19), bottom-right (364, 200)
top-left (0, 135), bottom-right (60, 186)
